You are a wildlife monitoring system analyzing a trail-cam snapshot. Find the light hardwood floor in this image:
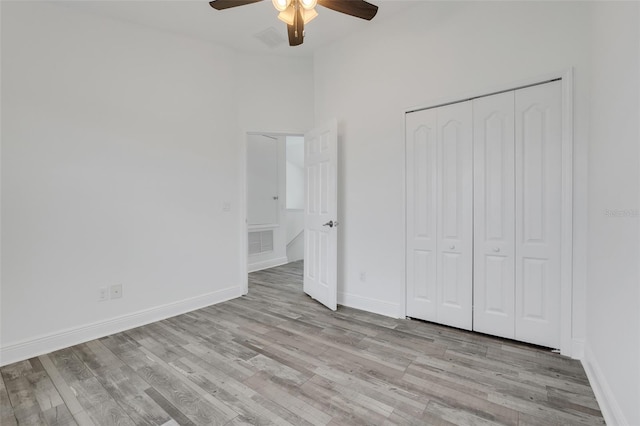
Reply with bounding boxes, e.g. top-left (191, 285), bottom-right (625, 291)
top-left (1, 261), bottom-right (604, 425)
